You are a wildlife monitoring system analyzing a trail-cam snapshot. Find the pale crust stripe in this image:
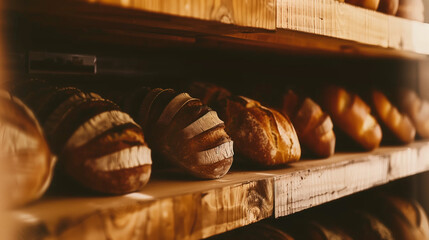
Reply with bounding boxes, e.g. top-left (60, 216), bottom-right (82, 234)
top-left (314, 115), bottom-right (334, 136)
top-left (156, 93), bottom-right (198, 127)
top-left (65, 110), bottom-right (138, 150)
top-left (44, 93), bottom-right (98, 138)
top-left (181, 111), bottom-right (224, 139)
top-left (89, 145), bottom-right (152, 172)
top-left (0, 122), bottom-right (39, 152)
top-left (195, 141), bottom-right (234, 165)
